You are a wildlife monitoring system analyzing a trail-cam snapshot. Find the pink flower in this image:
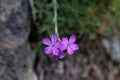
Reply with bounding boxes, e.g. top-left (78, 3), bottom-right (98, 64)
top-left (42, 34), bottom-right (79, 60)
top-left (60, 35), bottom-right (79, 55)
top-left (42, 34), bottom-right (60, 55)
top-left (51, 52), bottom-right (65, 61)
